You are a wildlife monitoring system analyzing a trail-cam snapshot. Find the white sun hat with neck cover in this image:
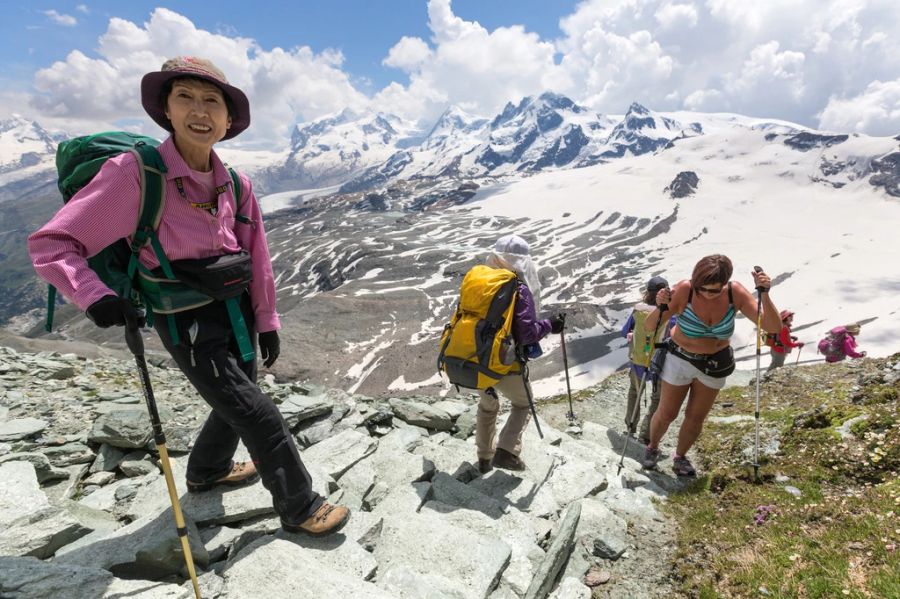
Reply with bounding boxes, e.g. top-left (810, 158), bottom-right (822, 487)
top-left (485, 234), bottom-right (542, 312)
